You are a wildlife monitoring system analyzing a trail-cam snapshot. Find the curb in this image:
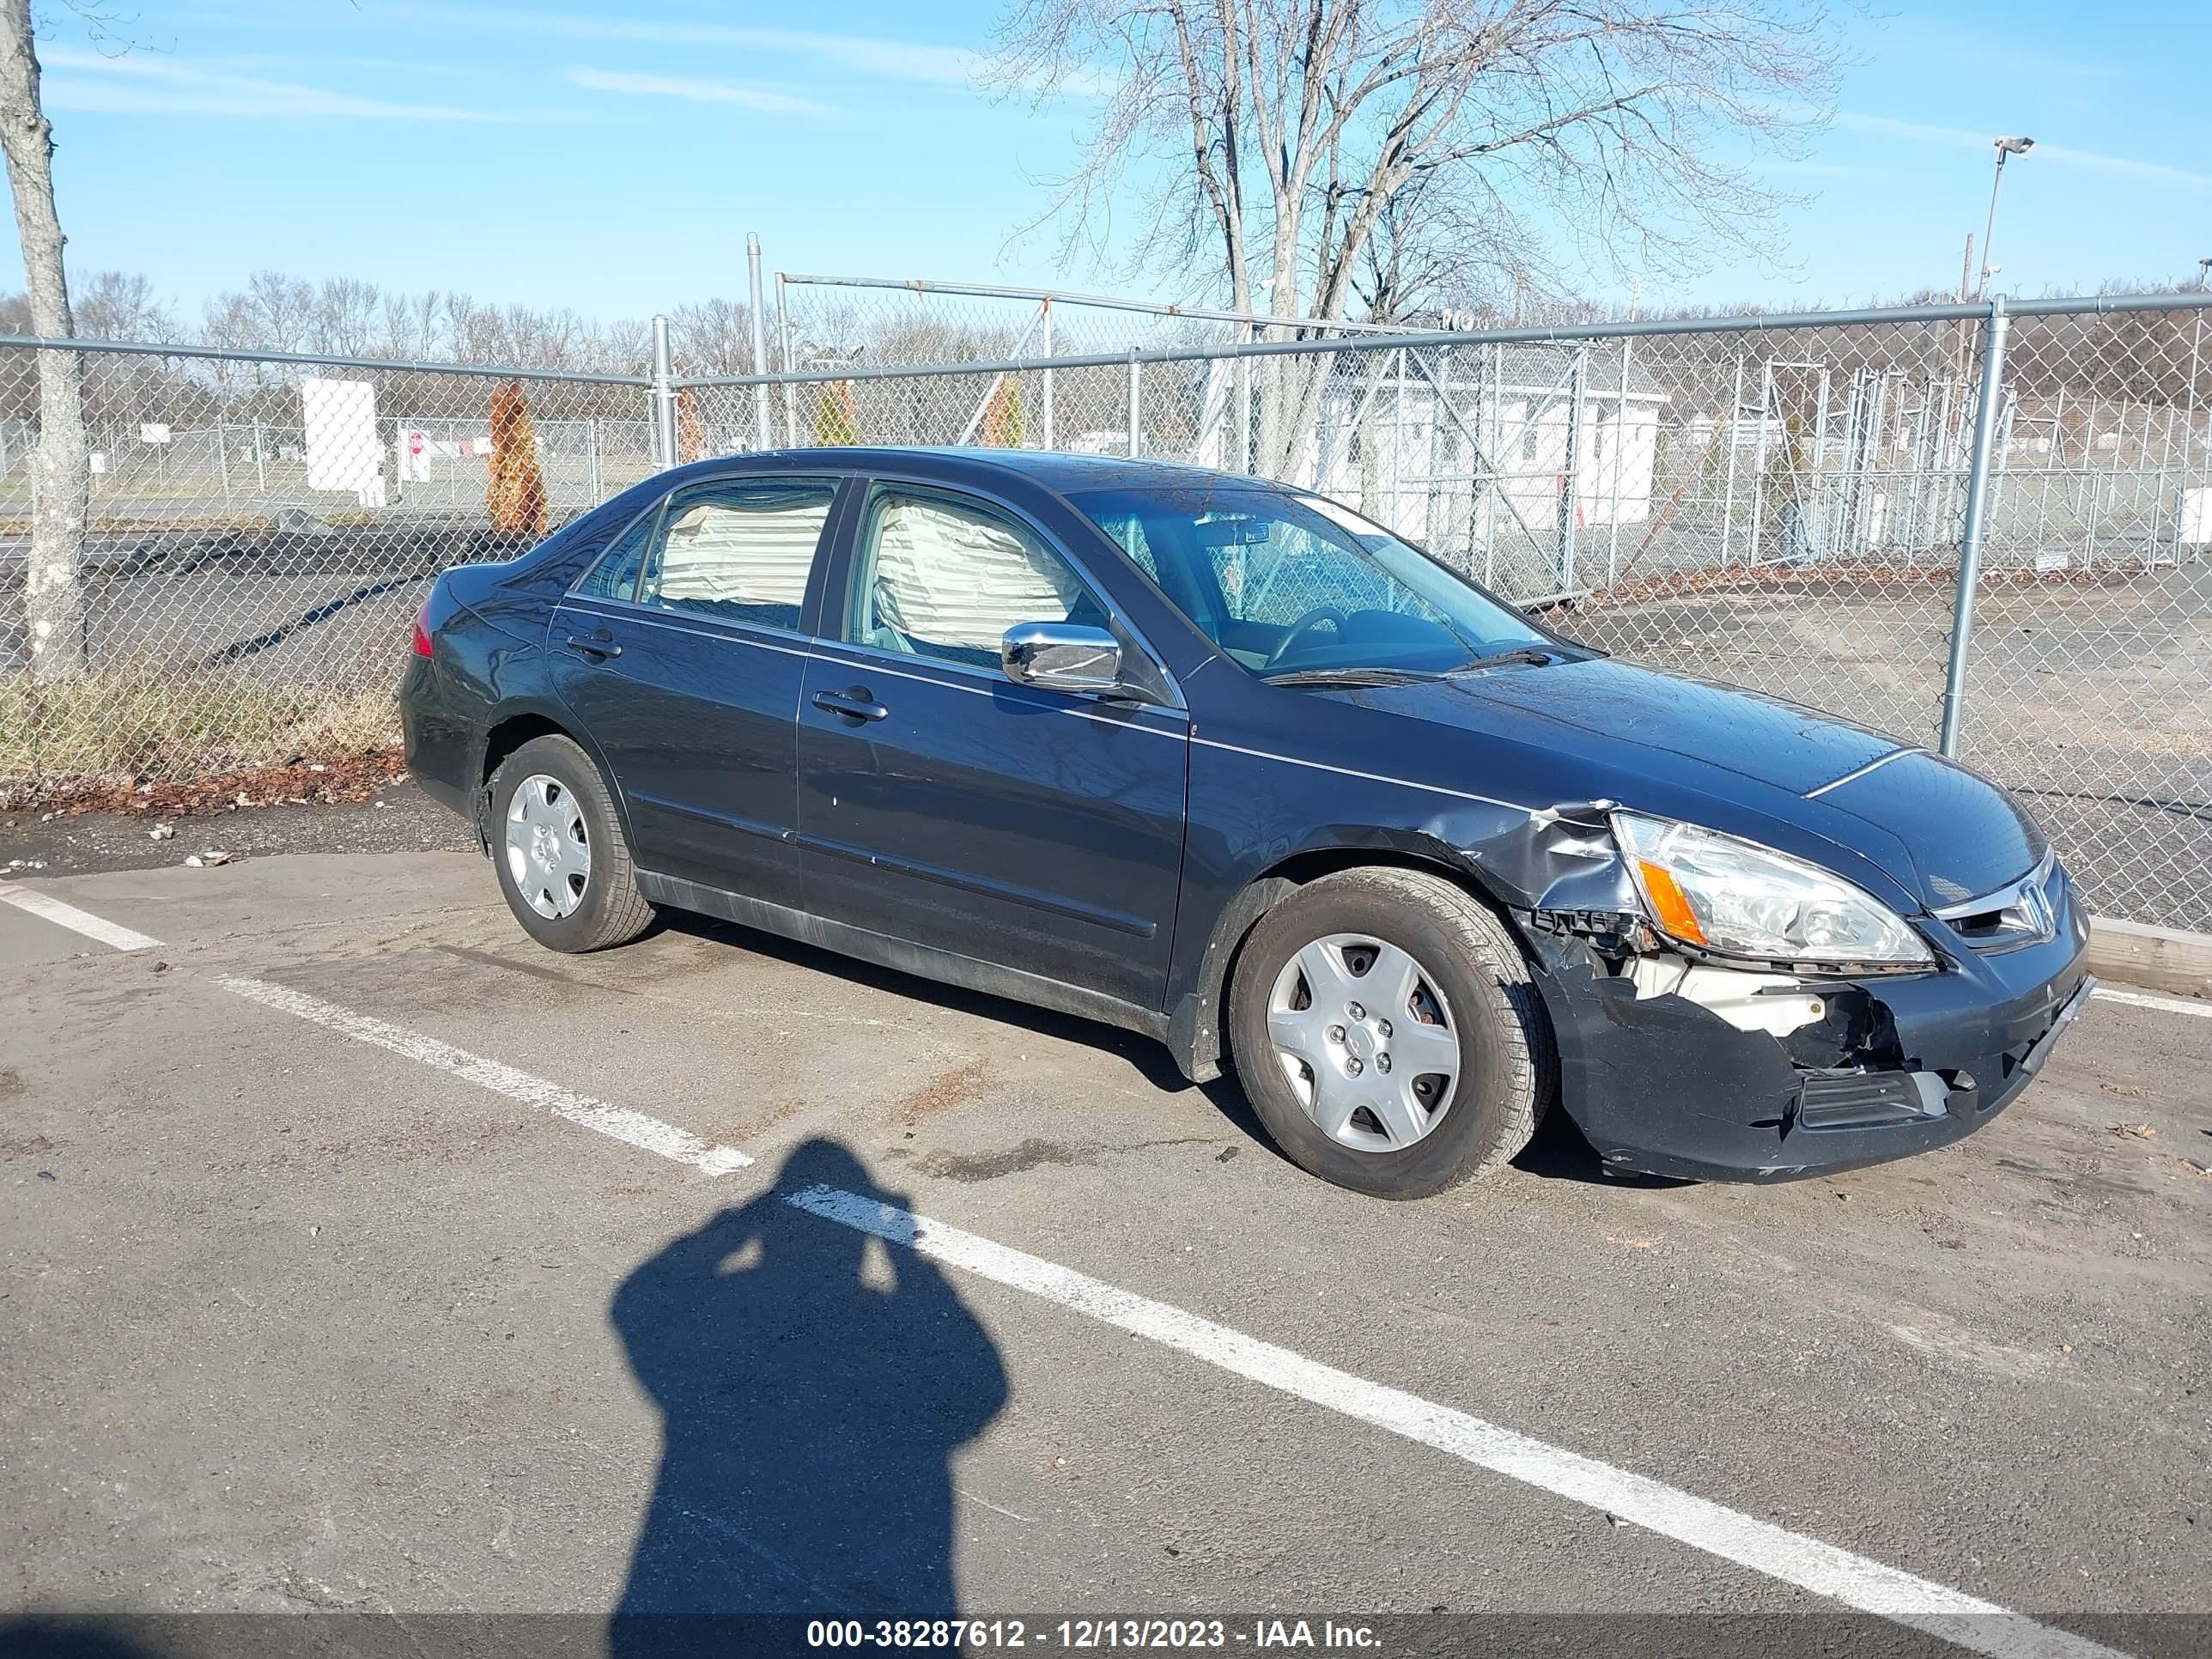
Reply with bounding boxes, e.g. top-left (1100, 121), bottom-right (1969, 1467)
top-left (2086, 915), bottom-right (2212, 1001)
